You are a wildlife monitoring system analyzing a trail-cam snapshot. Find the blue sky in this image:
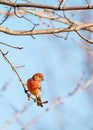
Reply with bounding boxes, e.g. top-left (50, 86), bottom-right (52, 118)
top-left (0, 0), bottom-right (93, 130)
